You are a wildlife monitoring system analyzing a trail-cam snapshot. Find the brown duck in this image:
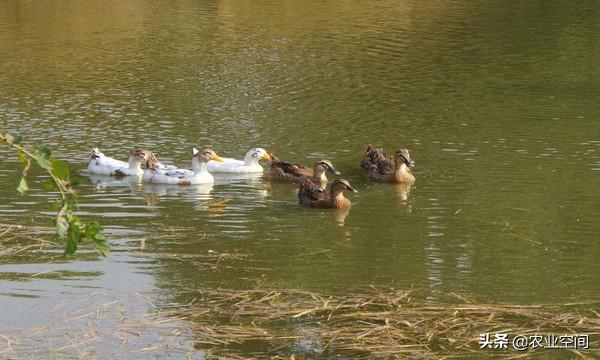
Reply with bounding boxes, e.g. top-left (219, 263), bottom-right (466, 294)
top-left (361, 145), bottom-right (415, 184)
top-left (298, 178), bottom-right (357, 209)
top-left (269, 153), bottom-right (341, 183)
